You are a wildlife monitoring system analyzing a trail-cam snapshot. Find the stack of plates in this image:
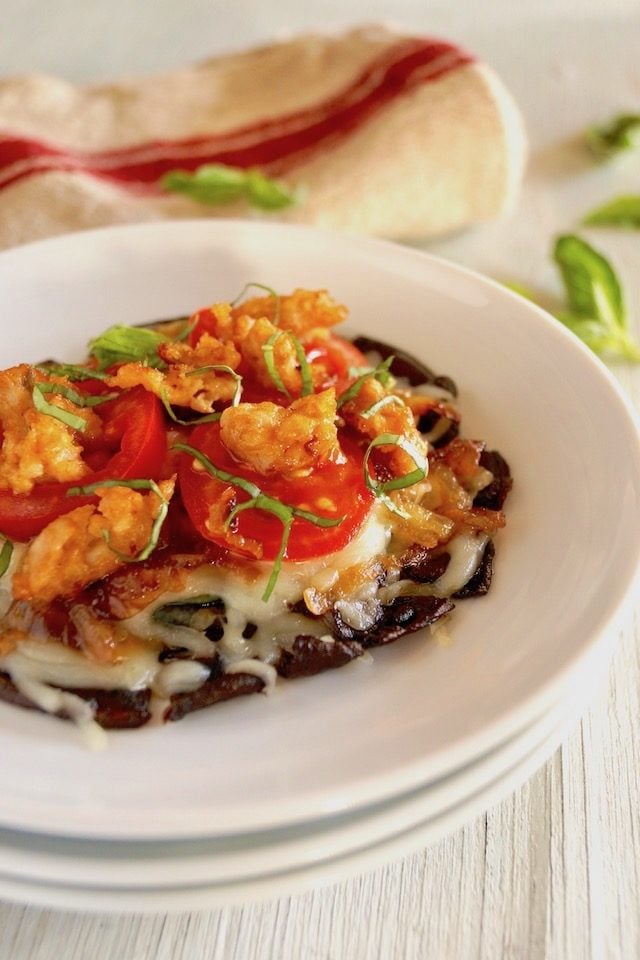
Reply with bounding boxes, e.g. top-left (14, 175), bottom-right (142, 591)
top-left (1, 222), bottom-right (639, 913)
